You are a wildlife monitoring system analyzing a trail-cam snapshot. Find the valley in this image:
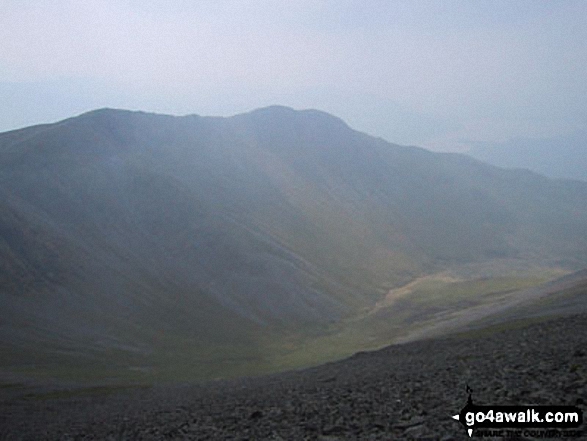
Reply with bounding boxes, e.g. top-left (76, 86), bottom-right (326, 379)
top-left (2, 2), bottom-right (586, 437)
top-left (2, 286), bottom-right (586, 440)
top-left (0, 107), bottom-right (586, 386)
